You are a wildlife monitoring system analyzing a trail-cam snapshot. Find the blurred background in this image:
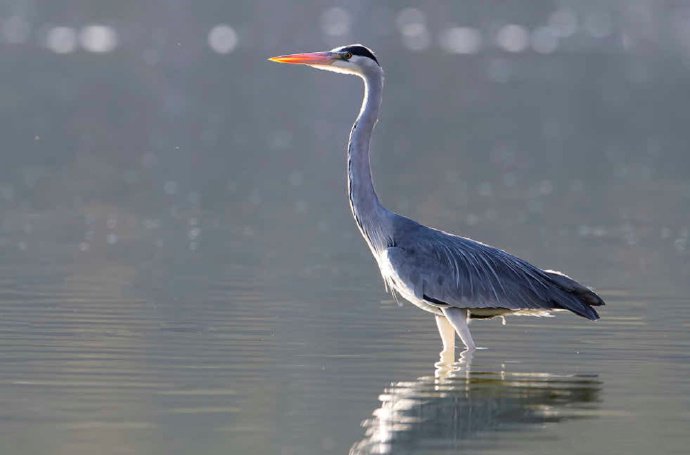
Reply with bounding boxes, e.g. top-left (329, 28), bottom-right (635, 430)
top-left (0, 1), bottom-right (689, 454)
